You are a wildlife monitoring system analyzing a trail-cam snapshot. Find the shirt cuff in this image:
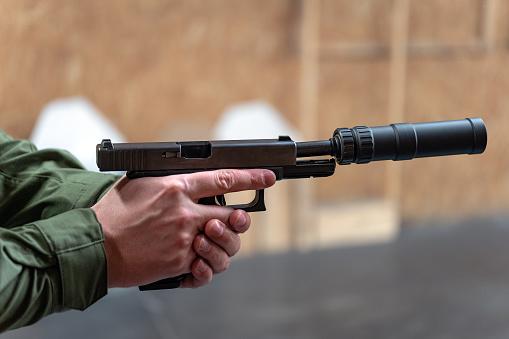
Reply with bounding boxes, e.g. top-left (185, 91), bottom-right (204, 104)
top-left (33, 208), bottom-right (107, 311)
